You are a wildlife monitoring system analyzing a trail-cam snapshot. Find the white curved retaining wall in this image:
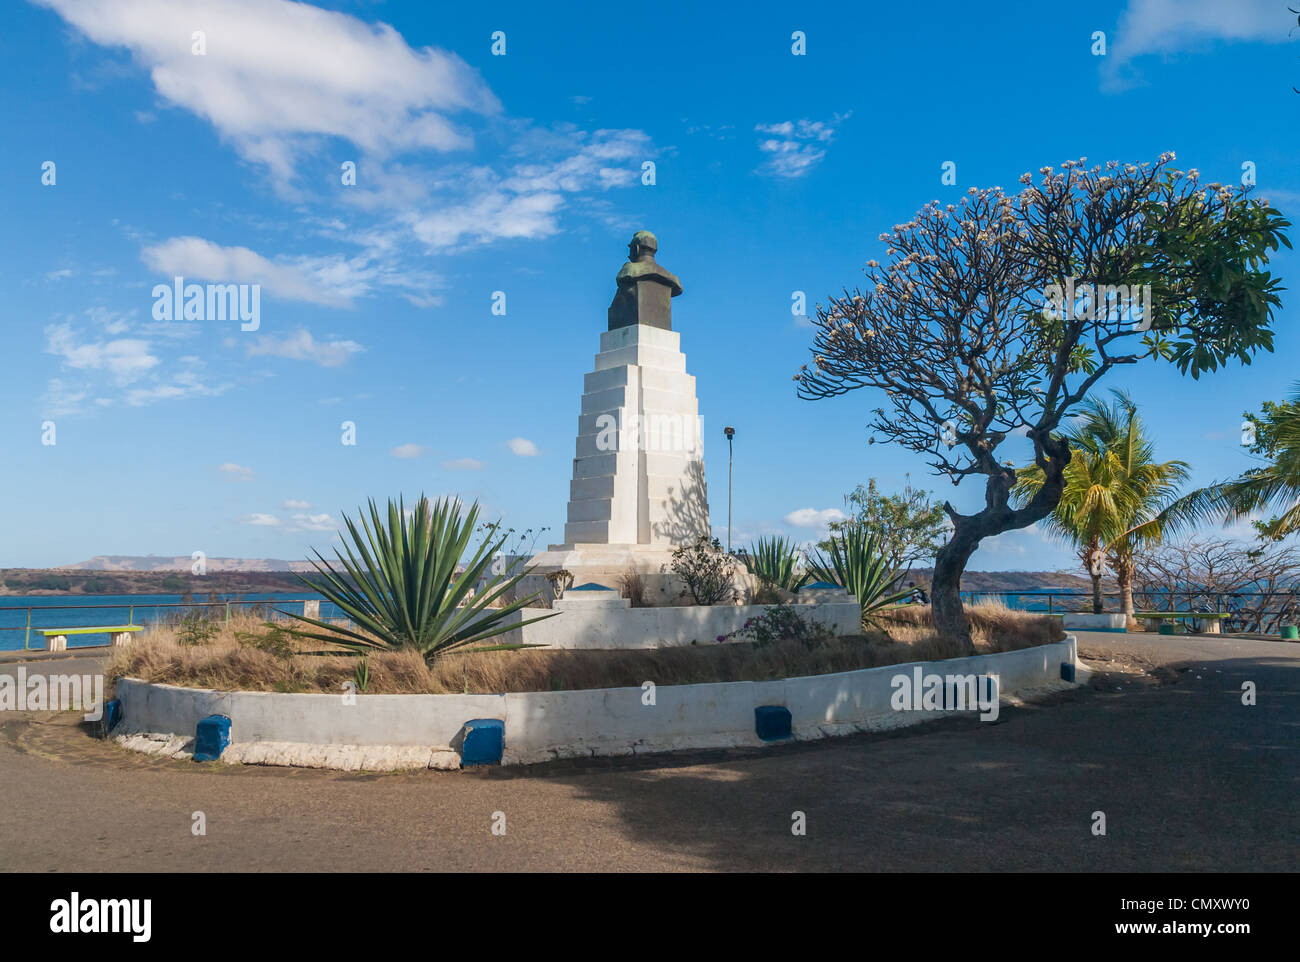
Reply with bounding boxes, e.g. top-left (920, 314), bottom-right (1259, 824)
top-left (115, 639), bottom-right (1075, 766)
top-left (496, 601), bottom-right (863, 650)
